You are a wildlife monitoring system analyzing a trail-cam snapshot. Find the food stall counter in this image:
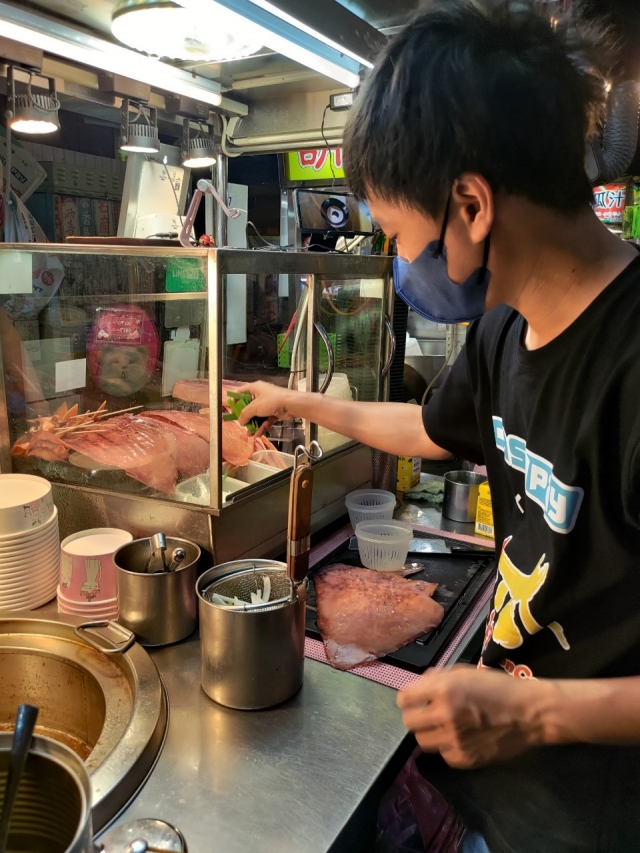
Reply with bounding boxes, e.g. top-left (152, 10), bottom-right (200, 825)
top-left (105, 633), bottom-right (411, 853)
